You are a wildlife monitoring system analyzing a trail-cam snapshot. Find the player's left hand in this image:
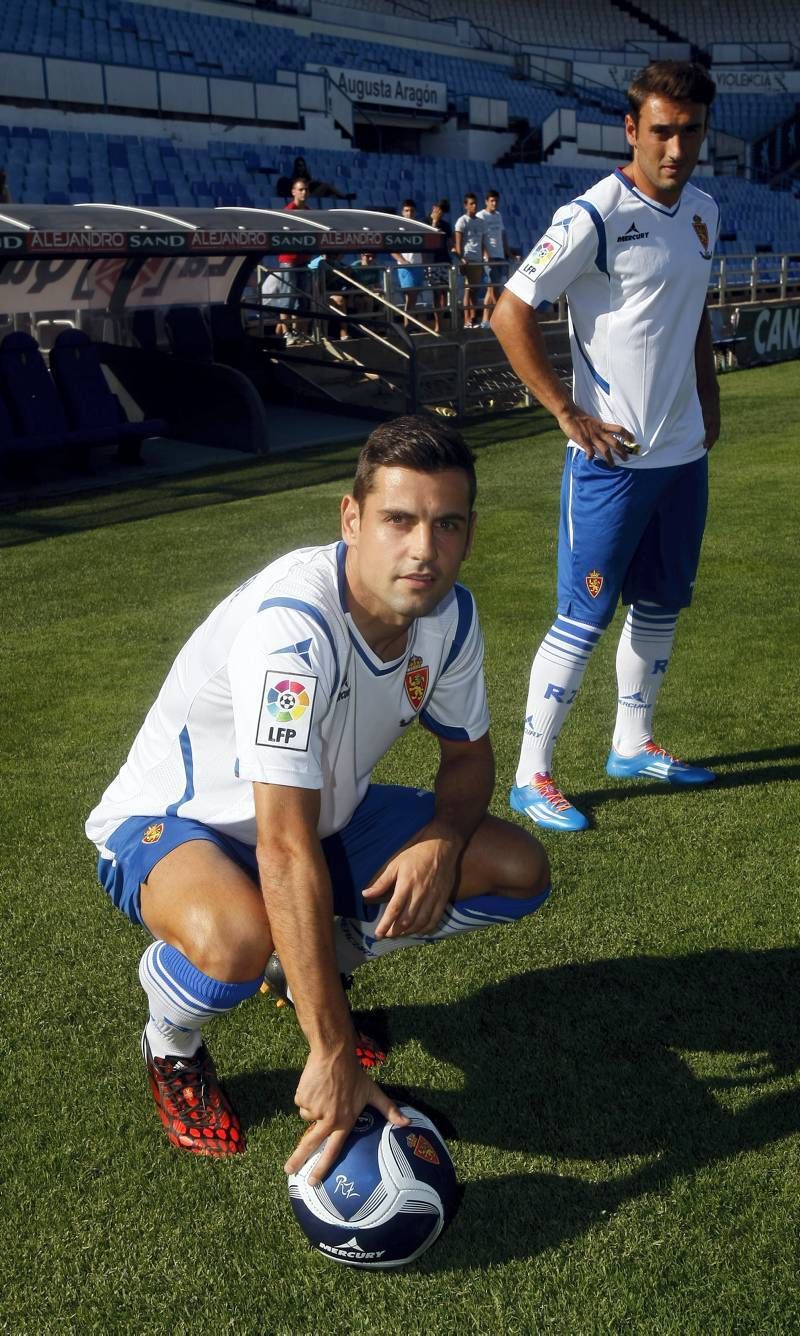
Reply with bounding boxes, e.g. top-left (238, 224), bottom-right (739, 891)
top-left (701, 394), bottom-right (721, 450)
top-left (362, 835), bottom-right (460, 939)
